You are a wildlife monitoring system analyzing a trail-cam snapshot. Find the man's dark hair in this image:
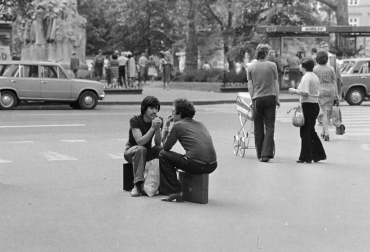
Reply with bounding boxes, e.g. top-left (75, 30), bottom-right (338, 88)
top-left (311, 48), bottom-right (317, 54)
top-left (301, 57), bottom-right (315, 72)
top-left (112, 54), bottom-right (118, 60)
top-left (141, 96), bottom-right (160, 115)
top-left (173, 98), bottom-right (195, 119)
top-left (255, 44), bottom-right (271, 60)
top-left (315, 51), bottom-right (328, 65)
